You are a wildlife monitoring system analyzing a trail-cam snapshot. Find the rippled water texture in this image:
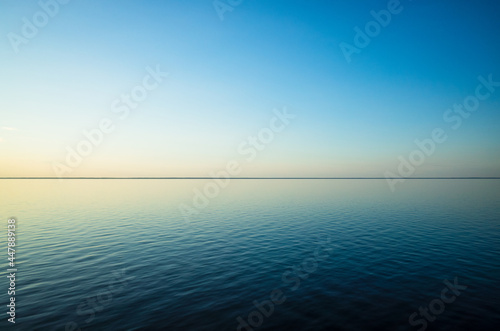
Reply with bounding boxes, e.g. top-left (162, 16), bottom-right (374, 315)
top-left (0, 179), bottom-right (499, 330)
